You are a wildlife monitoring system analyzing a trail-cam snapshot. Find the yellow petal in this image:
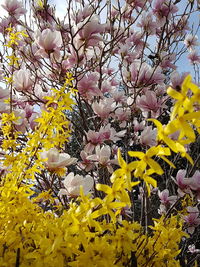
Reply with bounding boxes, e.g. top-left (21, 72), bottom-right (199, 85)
top-left (128, 151), bottom-right (144, 159)
top-left (144, 175), bottom-right (157, 188)
top-left (167, 87), bottom-right (182, 100)
top-left (159, 155), bottom-right (176, 168)
top-left (96, 184), bottom-right (112, 194)
top-left (117, 149), bottom-right (126, 168)
top-left (147, 158), bottom-right (163, 175)
top-left (148, 118), bottom-right (163, 130)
